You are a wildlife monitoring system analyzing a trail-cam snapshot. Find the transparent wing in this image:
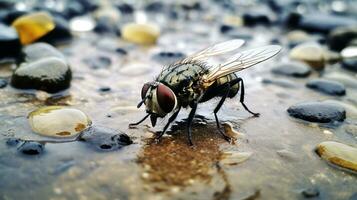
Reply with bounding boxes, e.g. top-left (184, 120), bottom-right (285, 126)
top-left (203, 45), bottom-right (281, 83)
top-left (177, 39), bottom-right (245, 64)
